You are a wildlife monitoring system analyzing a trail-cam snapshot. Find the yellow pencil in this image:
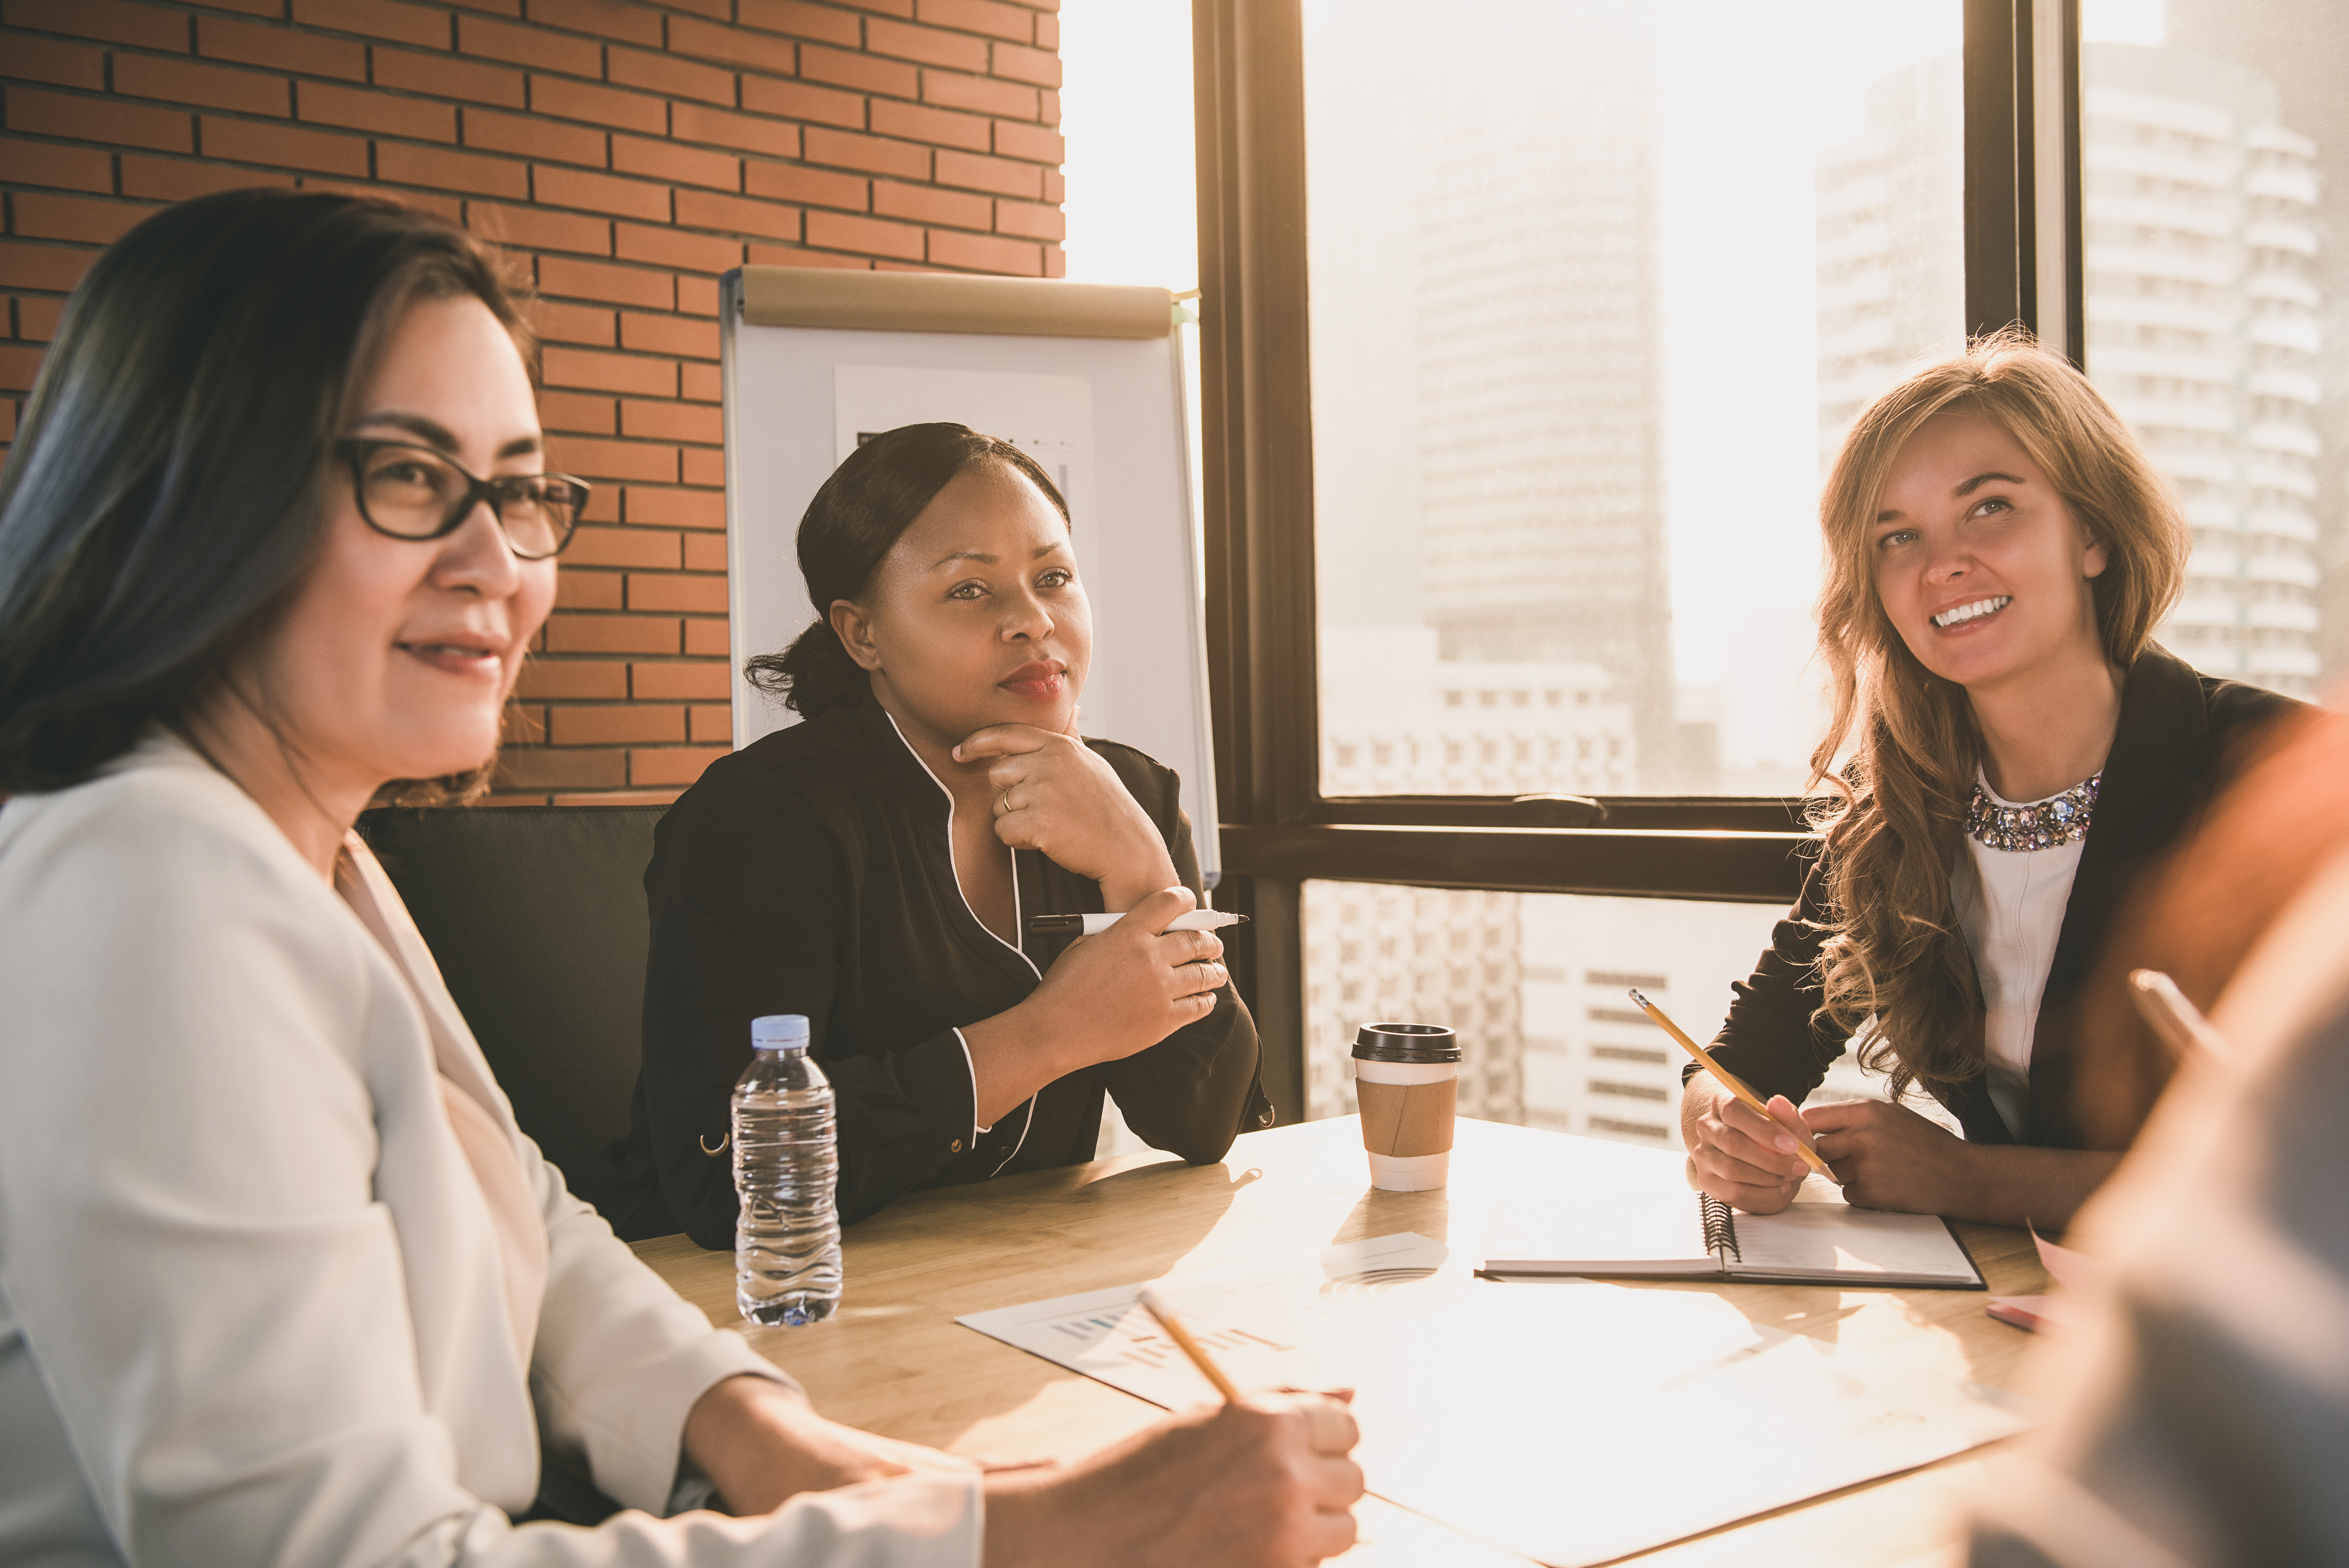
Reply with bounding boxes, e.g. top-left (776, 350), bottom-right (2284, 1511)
top-left (2128, 969), bottom-right (2234, 1062)
top-left (1629, 987), bottom-right (1838, 1182)
top-left (1135, 1287), bottom-right (1241, 1404)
